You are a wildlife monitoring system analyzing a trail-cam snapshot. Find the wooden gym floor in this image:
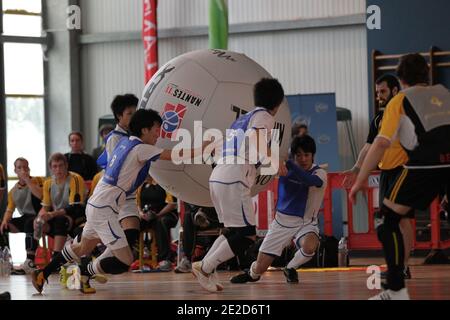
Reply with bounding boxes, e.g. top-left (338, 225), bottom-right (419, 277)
top-left (1, 258), bottom-right (449, 300)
